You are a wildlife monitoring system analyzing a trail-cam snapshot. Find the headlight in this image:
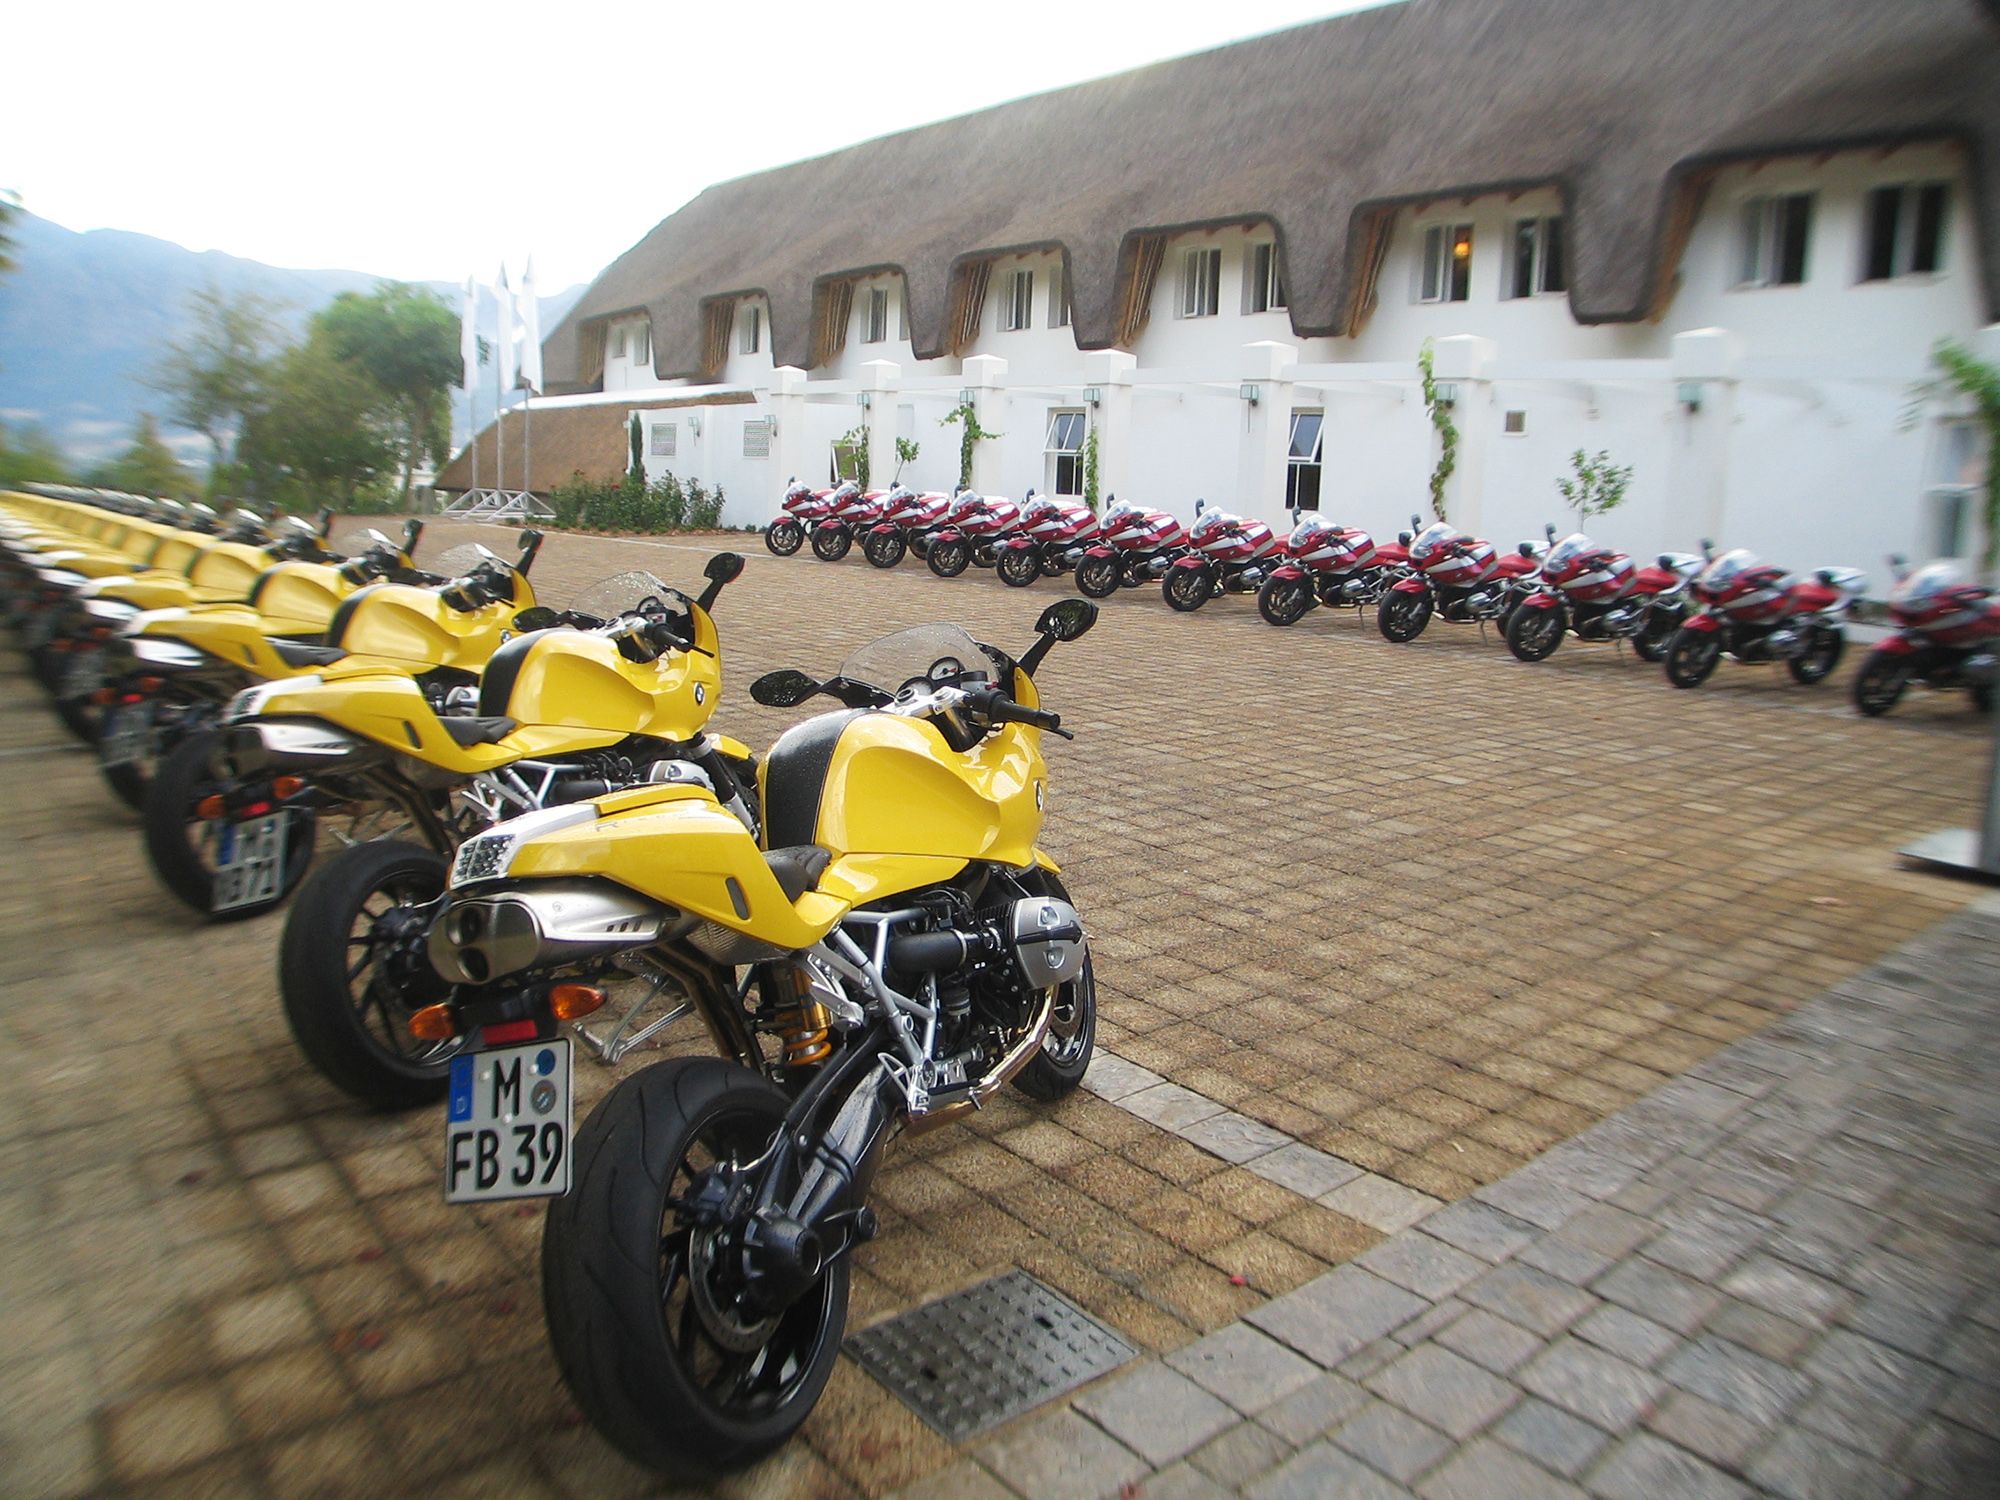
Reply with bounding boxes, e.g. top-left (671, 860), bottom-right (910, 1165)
top-left (83, 599), bottom-right (140, 623)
